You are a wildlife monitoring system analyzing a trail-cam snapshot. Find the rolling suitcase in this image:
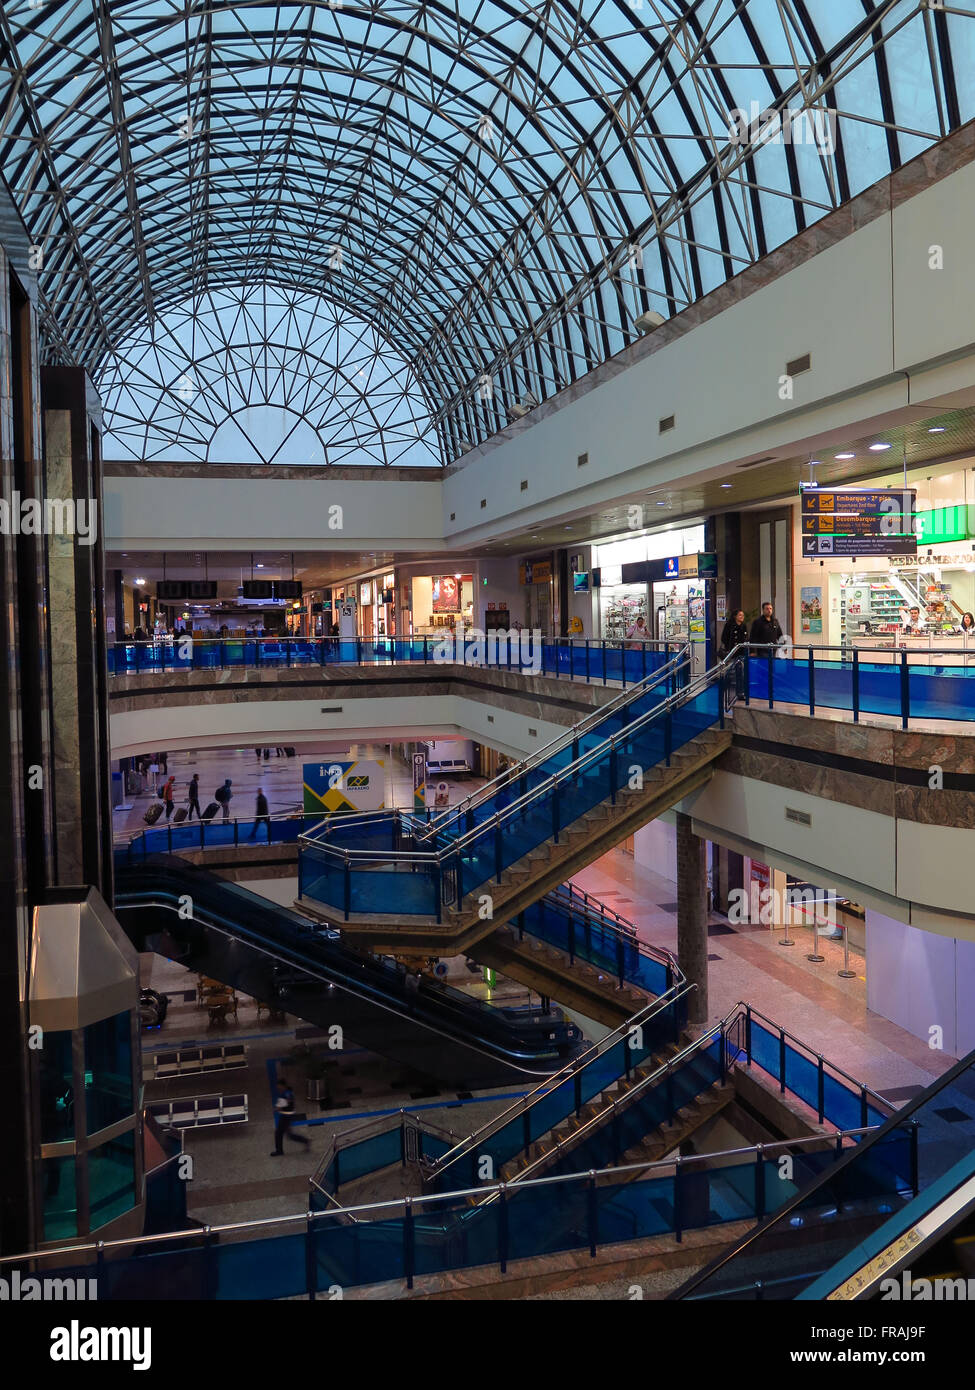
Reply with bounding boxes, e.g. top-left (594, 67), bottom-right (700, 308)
top-left (202, 802), bottom-right (220, 822)
top-left (172, 806), bottom-right (189, 824)
top-left (143, 802), bottom-right (164, 826)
